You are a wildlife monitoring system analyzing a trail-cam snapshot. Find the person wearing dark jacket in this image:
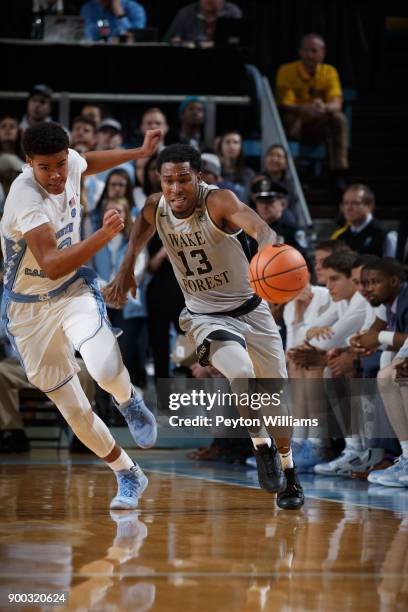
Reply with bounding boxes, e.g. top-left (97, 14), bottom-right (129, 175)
top-left (334, 184), bottom-right (396, 257)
